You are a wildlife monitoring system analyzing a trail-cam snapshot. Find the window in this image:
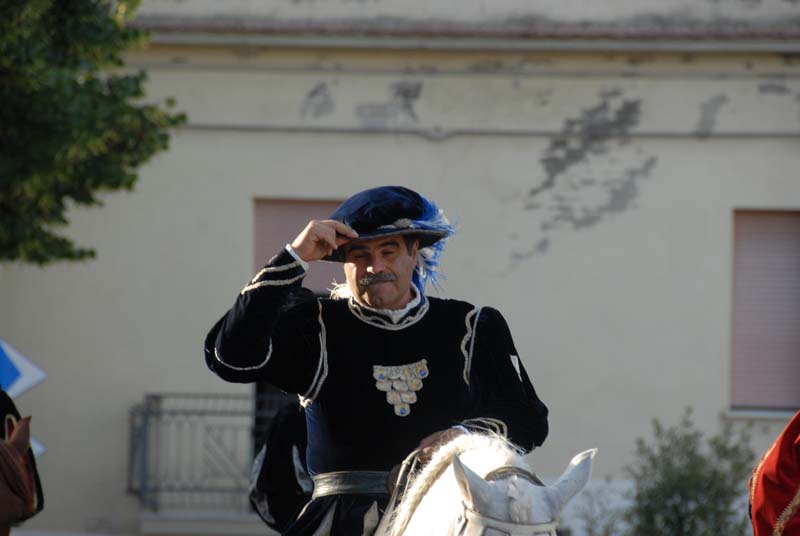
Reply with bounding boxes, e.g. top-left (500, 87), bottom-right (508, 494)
top-left (731, 210), bottom-right (800, 411)
top-left (253, 198), bottom-right (344, 294)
